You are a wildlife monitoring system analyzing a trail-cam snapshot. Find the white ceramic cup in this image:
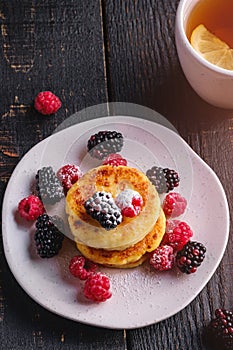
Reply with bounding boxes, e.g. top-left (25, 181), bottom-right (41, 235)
top-left (175, 0), bottom-right (233, 109)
